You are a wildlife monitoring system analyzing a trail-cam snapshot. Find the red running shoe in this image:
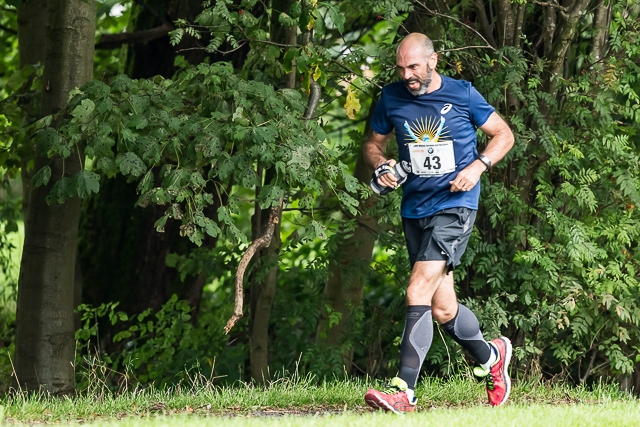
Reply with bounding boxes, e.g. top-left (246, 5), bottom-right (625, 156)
top-left (474, 337), bottom-right (512, 406)
top-left (364, 377), bottom-right (416, 414)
